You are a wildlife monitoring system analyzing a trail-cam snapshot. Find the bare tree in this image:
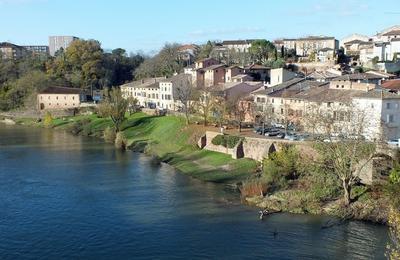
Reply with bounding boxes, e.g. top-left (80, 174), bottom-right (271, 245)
top-left (306, 105), bottom-right (376, 206)
top-left (175, 75), bottom-right (197, 125)
top-left (126, 95), bottom-right (139, 115)
top-left (196, 89), bottom-right (215, 126)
